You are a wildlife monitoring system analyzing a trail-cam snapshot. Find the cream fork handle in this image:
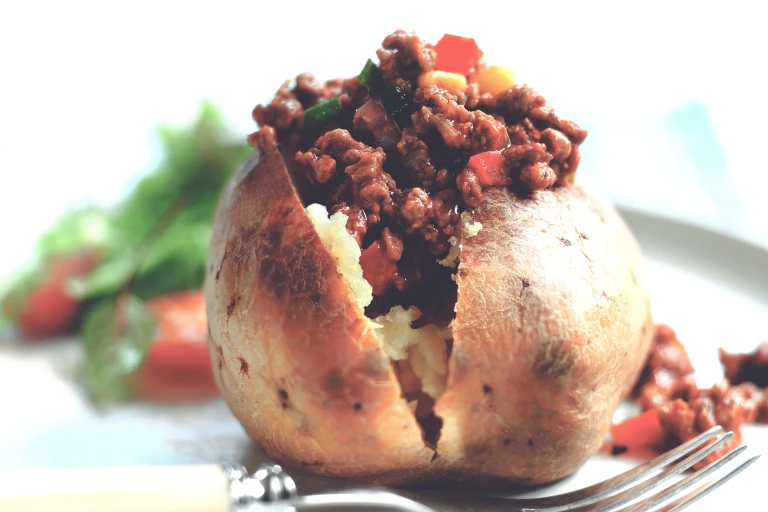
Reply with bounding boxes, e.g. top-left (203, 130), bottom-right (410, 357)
top-left (0, 465), bottom-right (231, 512)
